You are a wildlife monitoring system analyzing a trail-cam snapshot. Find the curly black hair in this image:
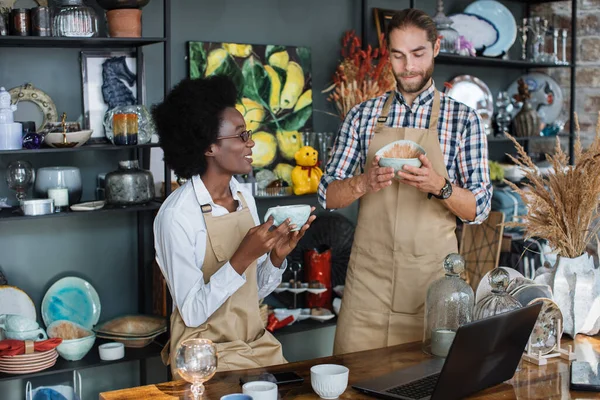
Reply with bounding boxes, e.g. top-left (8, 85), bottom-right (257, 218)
top-left (151, 75), bottom-right (238, 179)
